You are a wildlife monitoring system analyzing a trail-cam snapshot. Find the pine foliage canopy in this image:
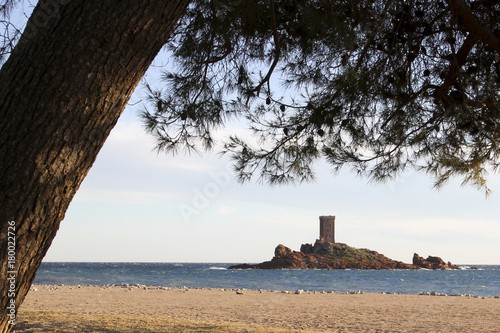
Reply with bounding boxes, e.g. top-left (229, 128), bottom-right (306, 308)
top-left (0, 0), bottom-right (22, 64)
top-left (142, 0), bottom-right (500, 193)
